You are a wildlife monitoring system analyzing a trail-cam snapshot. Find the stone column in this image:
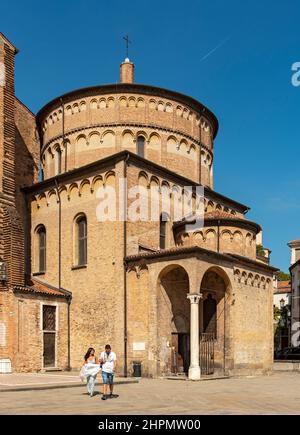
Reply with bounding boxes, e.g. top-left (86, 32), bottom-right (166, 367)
top-left (187, 293), bottom-right (202, 380)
